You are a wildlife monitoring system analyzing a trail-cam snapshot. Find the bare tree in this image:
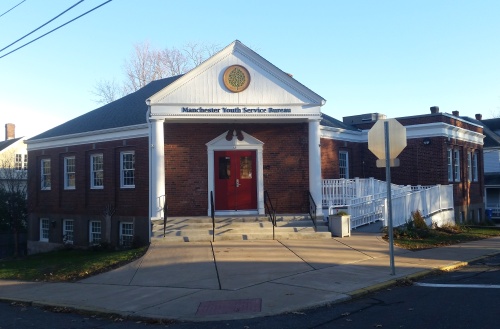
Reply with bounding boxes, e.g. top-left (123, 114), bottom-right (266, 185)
top-left (183, 42), bottom-right (220, 66)
top-left (161, 47), bottom-right (189, 77)
top-left (0, 149), bottom-right (27, 196)
top-left (92, 41), bottom-right (220, 104)
top-left (102, 204), bottom-right (115, 245)
top-left (91, 79), bottom-right (123, 105)
top-left (0, 149), bottom-right (27, 257)
top-left (123, 41), bottom-right (166, 94)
